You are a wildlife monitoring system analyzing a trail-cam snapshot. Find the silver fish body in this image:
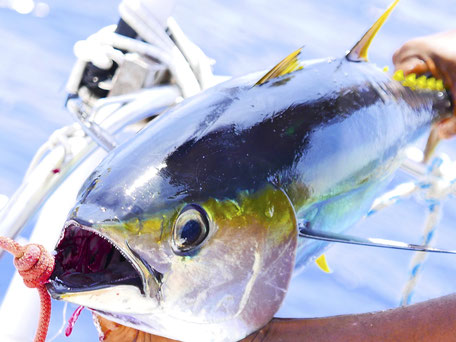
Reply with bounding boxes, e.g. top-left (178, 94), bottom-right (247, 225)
top-left (48, 55), bottom-right (451, 341)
